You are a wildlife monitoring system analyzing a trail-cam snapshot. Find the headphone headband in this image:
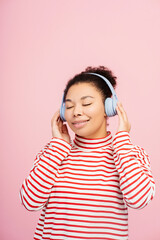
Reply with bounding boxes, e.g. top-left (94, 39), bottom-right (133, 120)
top-left (85, 72), bottom-right (117, 99)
